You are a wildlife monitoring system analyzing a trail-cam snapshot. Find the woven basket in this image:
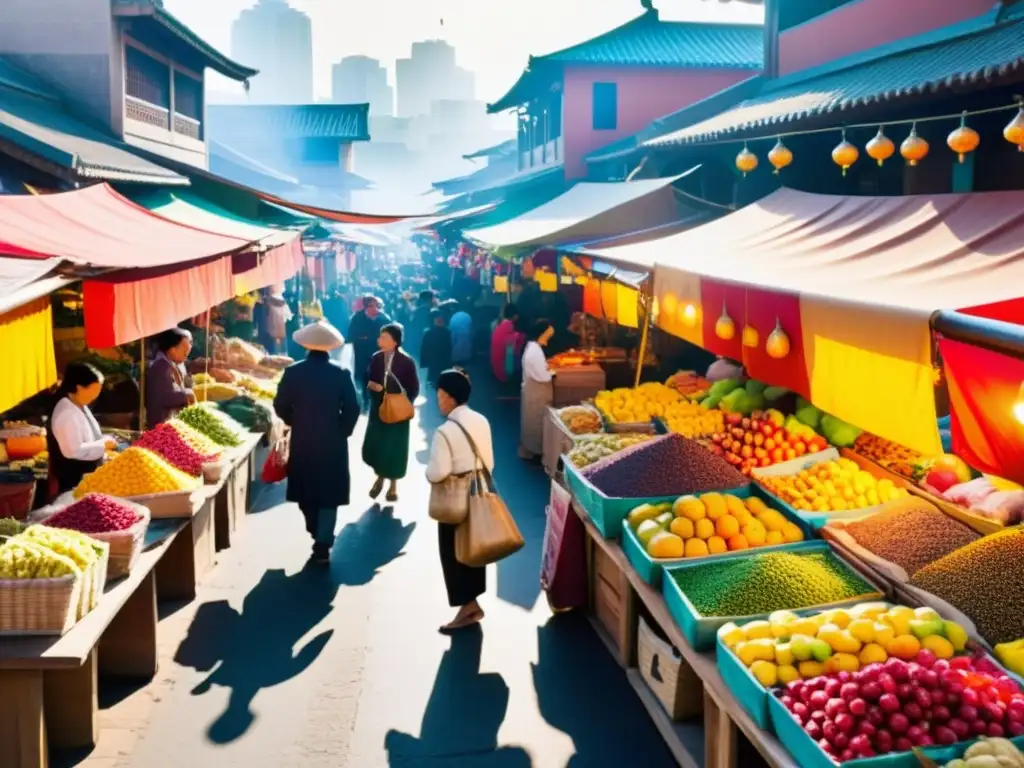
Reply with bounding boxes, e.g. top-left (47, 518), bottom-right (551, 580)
top-left (0, 574), bottom-right (83, 635)
top-left (86, 513), bottom-right (148, 580)
top-left (0, 480), bottom-right (37, 521)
